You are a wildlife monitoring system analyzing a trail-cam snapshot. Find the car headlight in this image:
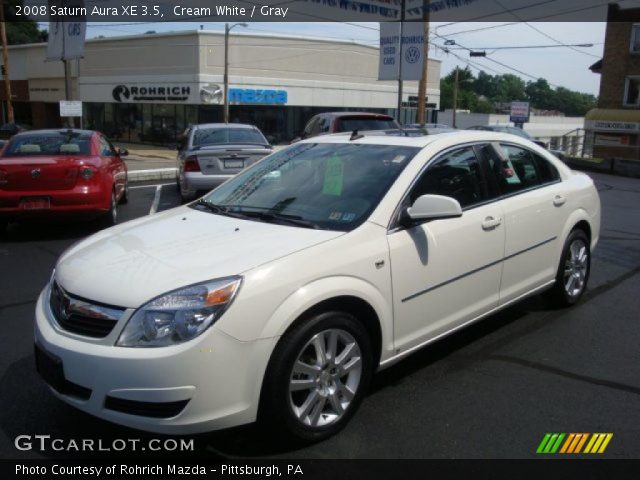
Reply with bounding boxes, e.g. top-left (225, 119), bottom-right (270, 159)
top-left (116, 276), bottom-right (242, 347)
